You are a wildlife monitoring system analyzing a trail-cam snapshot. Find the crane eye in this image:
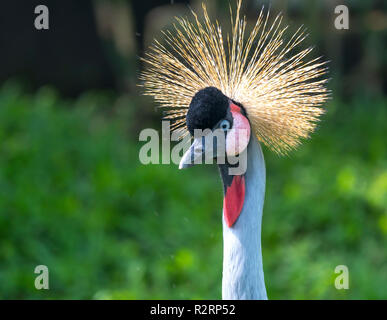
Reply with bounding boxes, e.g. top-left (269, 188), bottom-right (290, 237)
top-left (220, 120), bottom-right (231, 132)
